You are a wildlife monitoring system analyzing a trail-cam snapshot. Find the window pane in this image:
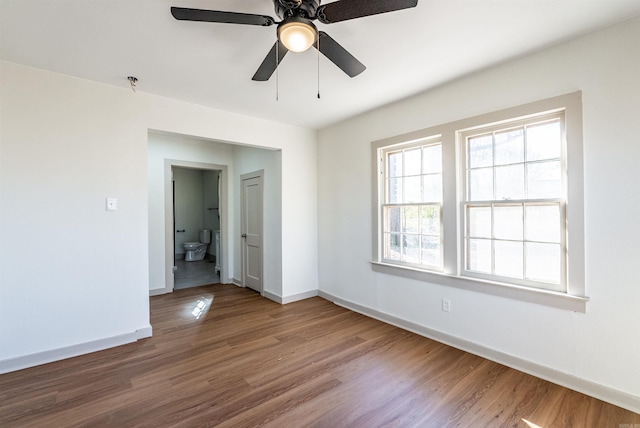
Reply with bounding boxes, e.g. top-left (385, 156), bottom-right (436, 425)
top-left (468, 134), bottom-right (493, 168)
top-left (404, 176), bottom-right (421, 203)
top-left (526, 242), bottom-right (561, 284)
top-left (468, 206), bottom-right (491, 238)
top-left (525, 204), bottom-right (560, 243)
top-left (421, 235), bottom-right (441, 266)
top-left (402, 234), bottom-right (420, 263)
top-left (384, 233), bottom-right (401, 260)
top-left (388, 178), bottom-right (402, 203)
top-left (495, 164), bottom-right (524, 200)
top-left (468, 238), bottom-right (491, 273)
top-left (423, 144), bottom-right (442, 173)
top-left (402, 206), bottom-right (419, 233)
top-left (388, 152), bottom-right (403, 177)
top-left (384, 206), bottom-right (401, 233)
top-left (423, 174), bottom-right (442, 202)
top-left (469, 167), bottom-right (493, 201)
top-left (404, 148), bottom-right (421, 176)
top-left (420, 206), bottom-right (440, 235)
top-left (494, 240), bottom-right (523, 278)
top-left (494, 128), bottom-right (524, 166)
top-left (493, 205), bottom-right (523, 240)
top-left (527, 160), bottom-right (561, 199)
top-left (527, 120), bottom-right (561, 162)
